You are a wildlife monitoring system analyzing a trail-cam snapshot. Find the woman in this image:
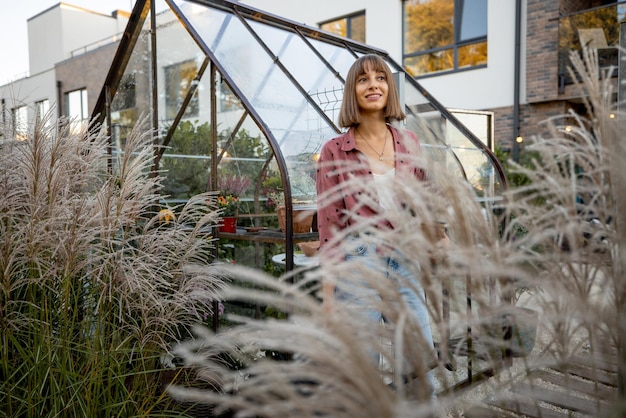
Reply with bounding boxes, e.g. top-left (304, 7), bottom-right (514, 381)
top-left (315, 54), bottom-right (443, 396)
